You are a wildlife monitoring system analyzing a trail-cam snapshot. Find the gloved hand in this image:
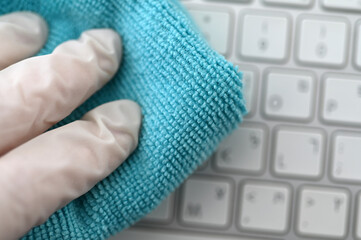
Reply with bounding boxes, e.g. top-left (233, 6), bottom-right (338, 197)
top-left (0, 12), bottom-right (142, 240)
